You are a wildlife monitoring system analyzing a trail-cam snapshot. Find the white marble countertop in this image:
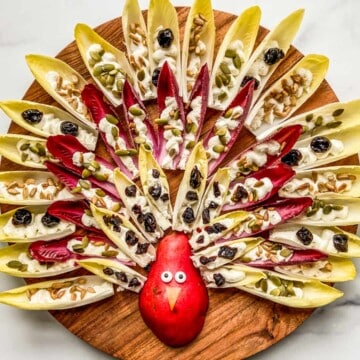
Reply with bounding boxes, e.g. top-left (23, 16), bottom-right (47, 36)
top-left (0, 0), bottom-right (359, 359)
